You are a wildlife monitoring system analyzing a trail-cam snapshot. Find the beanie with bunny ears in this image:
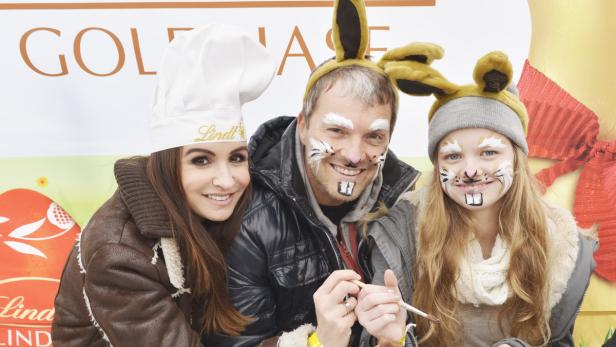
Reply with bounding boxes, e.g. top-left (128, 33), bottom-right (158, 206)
top-left (385, 50), bottom-right (529, 162)
top-left (150, 23), bottom-right (276, 153)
